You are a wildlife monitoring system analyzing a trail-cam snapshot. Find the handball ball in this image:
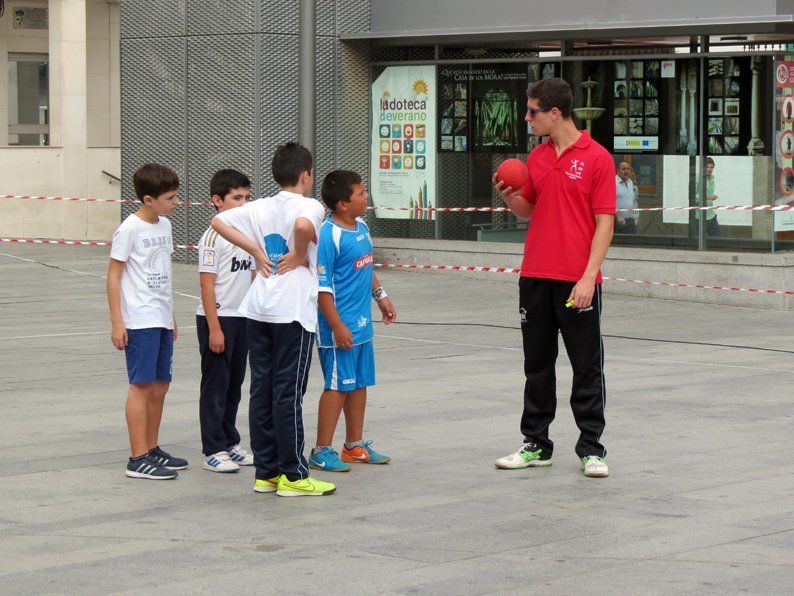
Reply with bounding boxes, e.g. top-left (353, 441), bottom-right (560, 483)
top-left (496, 158), bottom-right (529, 190)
